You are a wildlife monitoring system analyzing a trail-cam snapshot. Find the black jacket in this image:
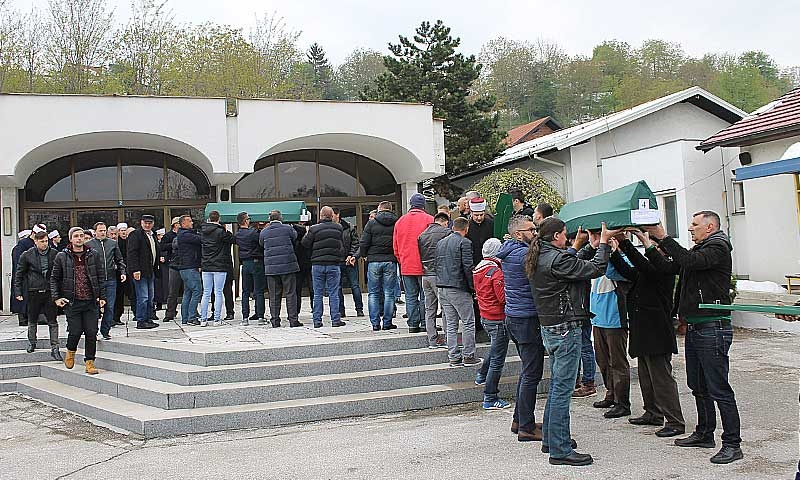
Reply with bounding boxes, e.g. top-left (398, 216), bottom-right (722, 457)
top-left (359, 211), bottom-right (397, 263)
top-left (513, 204), bottom-right (536, 218)
top-left (293, 225), bottom-right (312, 272)
top-left (50, 246), bottom-right (105, 302)
top-left (654, 231), bottom-right (733, 318)
top-left (610, 240), bottom-right (677, 358)
top-left (235, 227), bottom-right (263, 261)
top-left (532, 241), bottom-right (610, 327)
top-left (435, 233), bottom-right (474, 291)
top-left (466, 217), bottom-right (495, 268)
top-left (260, 222), bottom-right (299, 275)
top-left (14, 246), bottom-right (58, 296)
top-left (126, 228), bottom-right (161, 278)
top-left (340, 219), bottom-right (359, 260)
top-left (302, 220), bottom-right (345, 265)
top-left (201, 222), bottom-right (235, 272)
top-left (175, 228), bottom-right (202, 270)
top-left (86, 237), bottom-right (126, 282)
top-left (418, 223), bottom-right (451, 276)
top-left (160, 230), bottom-right (178, 268)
